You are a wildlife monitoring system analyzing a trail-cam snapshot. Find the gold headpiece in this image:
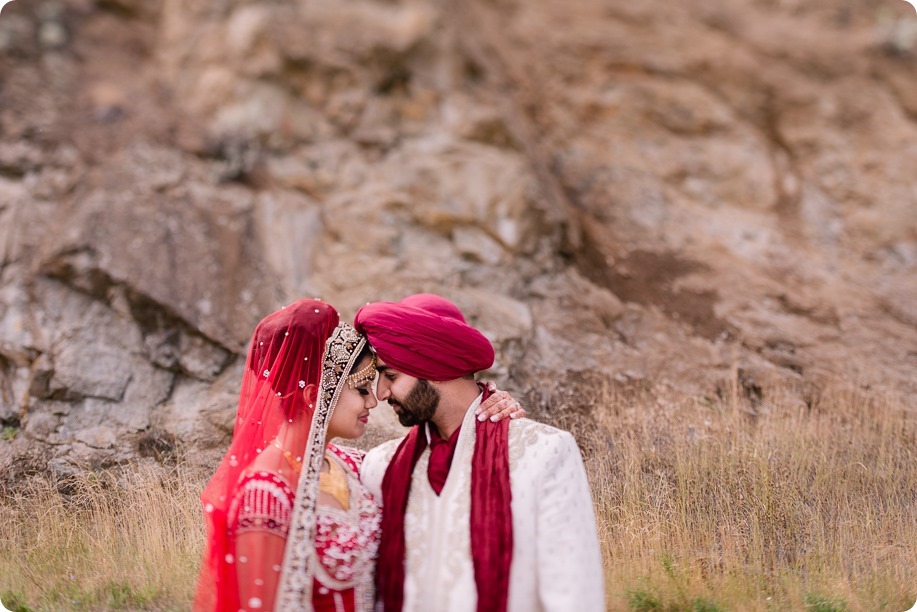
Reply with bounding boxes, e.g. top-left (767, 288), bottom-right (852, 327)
top-left (346, 353), bottom-right (377, 388)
